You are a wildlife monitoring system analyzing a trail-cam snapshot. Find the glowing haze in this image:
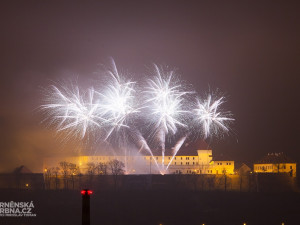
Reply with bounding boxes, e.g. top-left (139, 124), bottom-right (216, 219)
top-left (41, 59), bottom-right (234, 174)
